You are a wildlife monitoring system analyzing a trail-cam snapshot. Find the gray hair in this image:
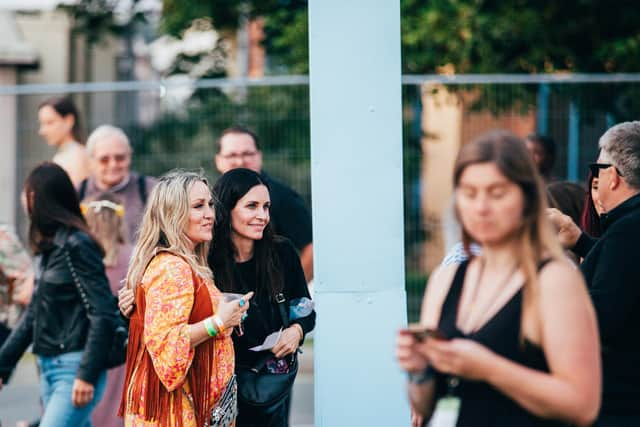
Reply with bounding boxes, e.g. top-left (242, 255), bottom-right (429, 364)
top-left (86, 125), bottom-right (131, 157)
top-left (599, 121), bottom-right (640, 189)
